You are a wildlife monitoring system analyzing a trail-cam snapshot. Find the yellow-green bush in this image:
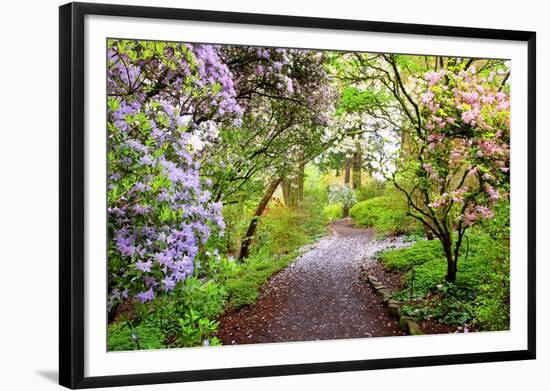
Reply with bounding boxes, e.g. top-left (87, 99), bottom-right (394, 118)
top-left (349, 192), bottom-right (419, 236)
top-left (323, 204), bottom-right (343, 222)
